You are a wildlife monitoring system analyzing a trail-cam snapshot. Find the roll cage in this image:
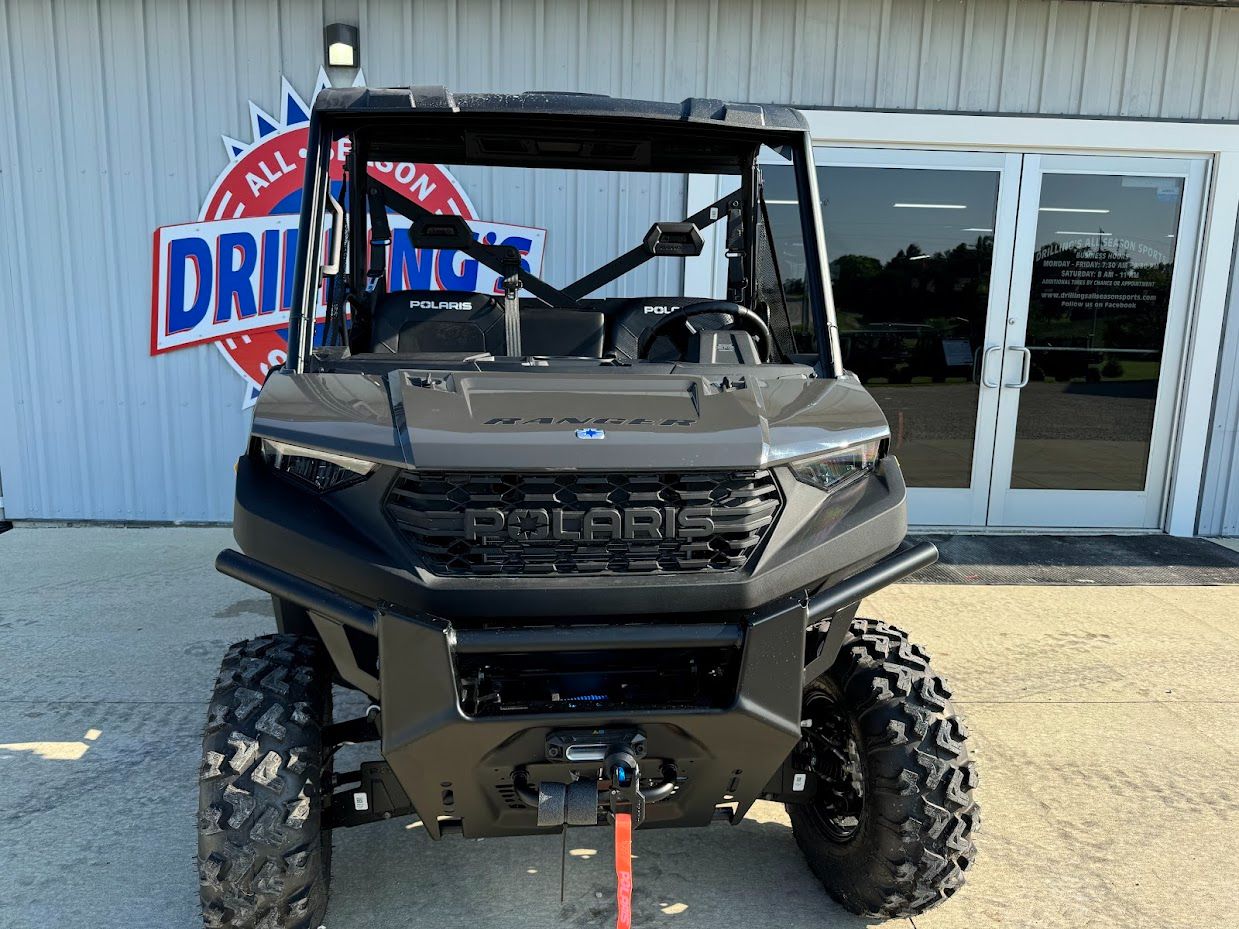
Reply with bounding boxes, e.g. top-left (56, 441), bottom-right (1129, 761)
top-left (285, 87), bottom-right (843, 375)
